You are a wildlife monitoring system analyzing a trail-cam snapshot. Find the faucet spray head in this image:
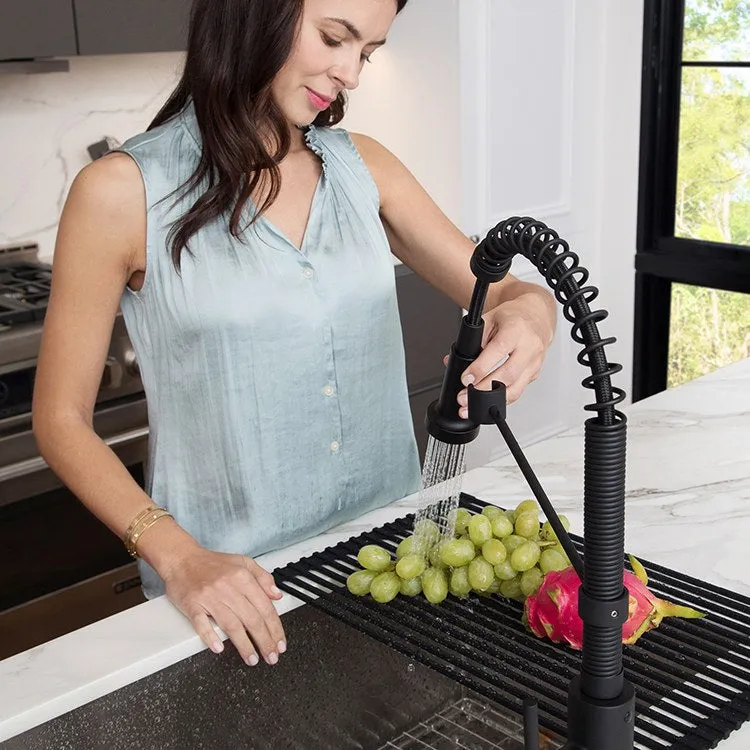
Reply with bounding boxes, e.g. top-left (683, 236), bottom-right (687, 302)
top-left (425, 228), bottom-right (515, 447)
top-left (425, 317), bottom-right (484, 445)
